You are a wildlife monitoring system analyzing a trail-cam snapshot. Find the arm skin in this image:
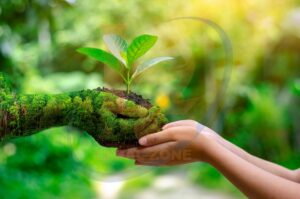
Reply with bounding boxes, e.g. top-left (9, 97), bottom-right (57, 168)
top-left (163, 120), bottom-right (300, 183)
top-left (117, 120), bottom-right (300, 199)
top-left (208, 128), bottom-right (300, 183)
top-left (0, 72), bottom-right (167, 148)
top-left (207, 139), bottom-right (300, 199)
